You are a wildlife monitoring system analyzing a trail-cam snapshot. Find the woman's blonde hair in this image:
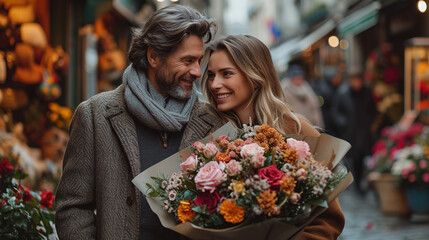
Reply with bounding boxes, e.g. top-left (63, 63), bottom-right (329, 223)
top-left (201, 35), bottom-right (300, 134)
